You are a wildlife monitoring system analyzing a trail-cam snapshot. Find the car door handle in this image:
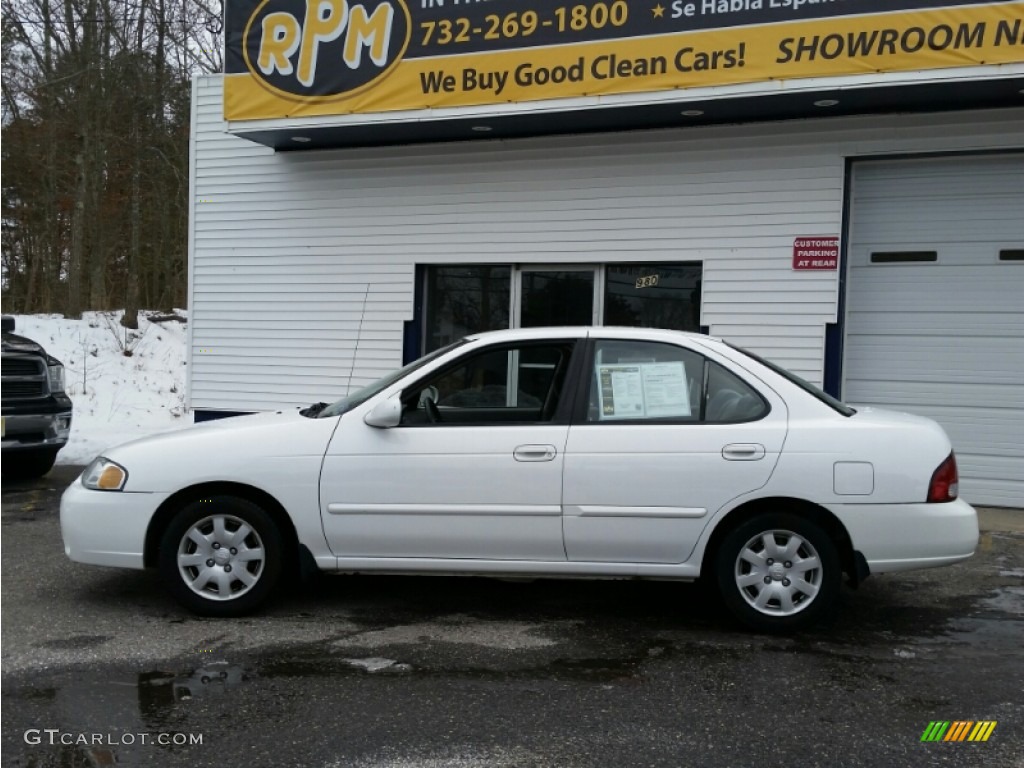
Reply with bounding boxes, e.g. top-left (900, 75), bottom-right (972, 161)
top-left (514, 445), bottom-right (557, 462)
top-left (722, 443), bottom-right (766, 461)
